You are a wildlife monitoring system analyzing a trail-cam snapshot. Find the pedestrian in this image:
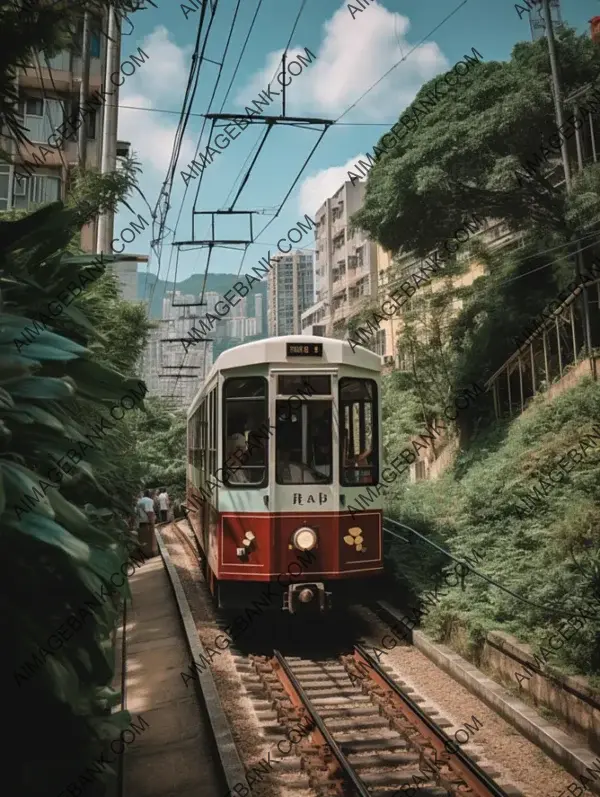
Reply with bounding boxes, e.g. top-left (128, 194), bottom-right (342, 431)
top-left (157, 487), bottom-right (170, 523)
top-left (136, 489), bottom-right (158, 557)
